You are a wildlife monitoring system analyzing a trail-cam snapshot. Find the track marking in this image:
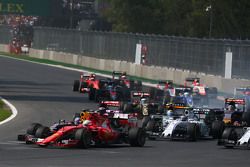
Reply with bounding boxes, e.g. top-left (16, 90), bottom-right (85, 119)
top-left (0, 97), bottom-right (18, 125)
